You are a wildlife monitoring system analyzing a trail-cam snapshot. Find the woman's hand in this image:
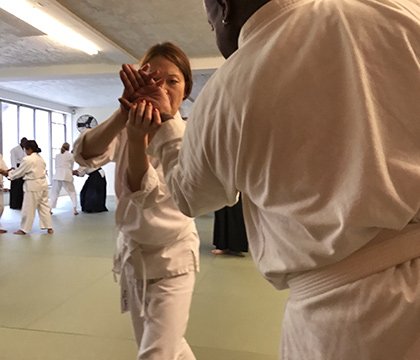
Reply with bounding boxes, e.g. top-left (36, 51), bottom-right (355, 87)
top-left (119, 64), bottom-right (149, 112)
top-left (126, 100), bottom-right (162, 143)
top-left (119, 64), bottom-right (172, 116)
